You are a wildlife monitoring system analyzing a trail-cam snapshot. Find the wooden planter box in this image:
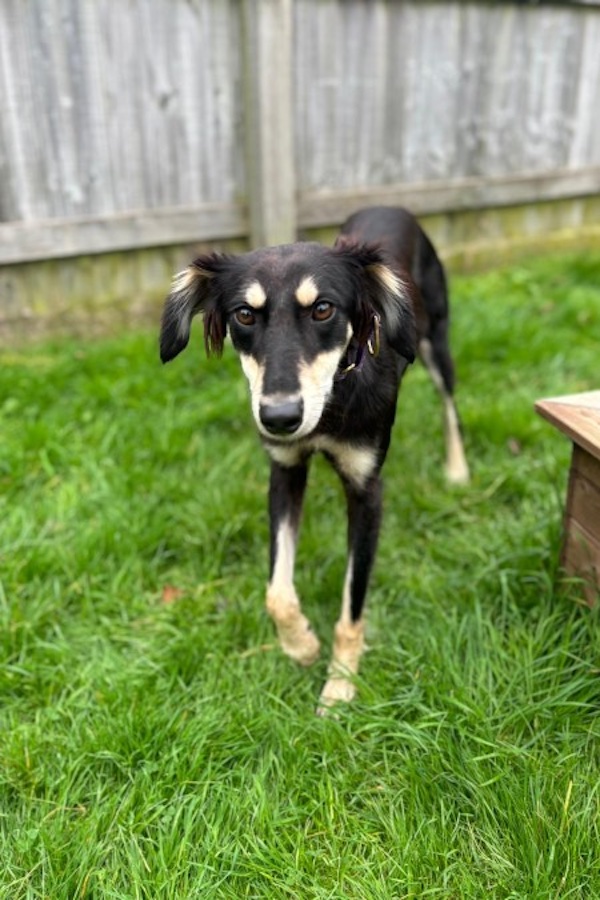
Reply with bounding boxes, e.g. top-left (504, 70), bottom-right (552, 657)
top-left (535, 391), bottom-right (600, 605)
